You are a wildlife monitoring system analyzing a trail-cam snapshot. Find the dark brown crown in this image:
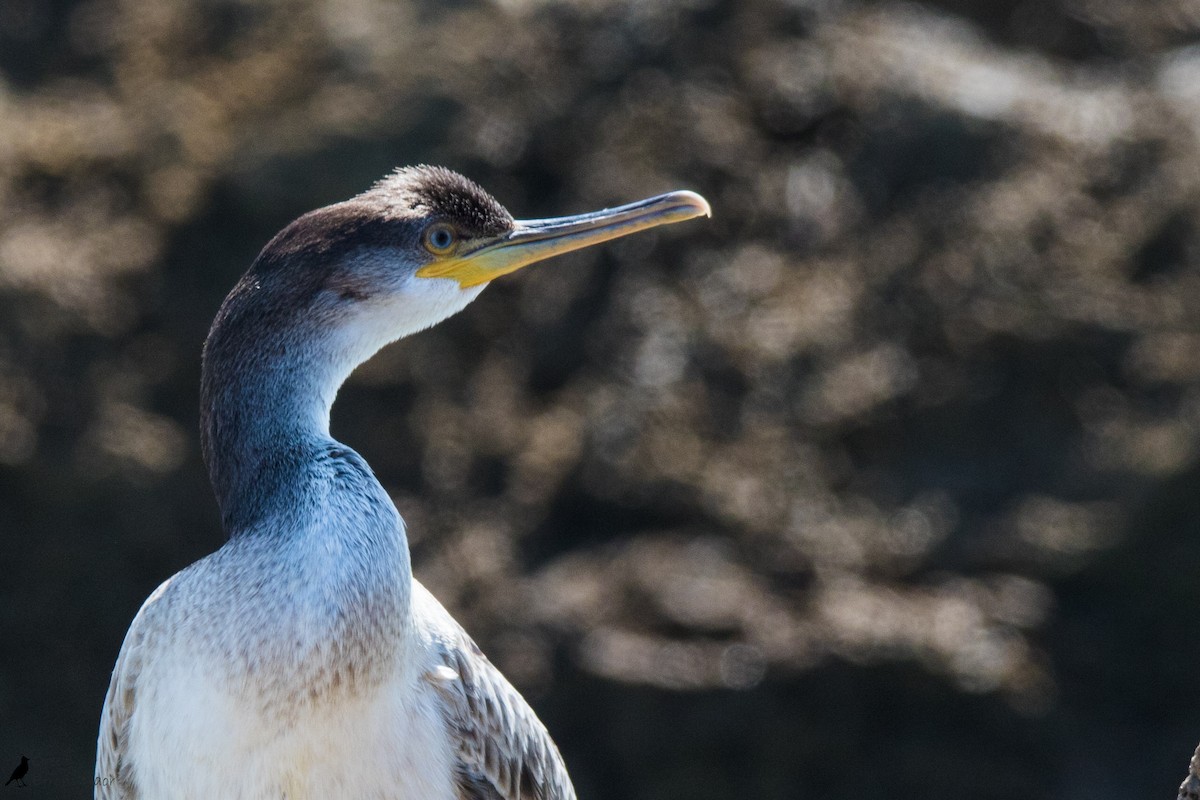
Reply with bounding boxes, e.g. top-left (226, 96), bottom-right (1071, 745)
top-left (249, 166), bottom-right (514, 277)
top-left (366, 165), bottom-right (514, 237)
